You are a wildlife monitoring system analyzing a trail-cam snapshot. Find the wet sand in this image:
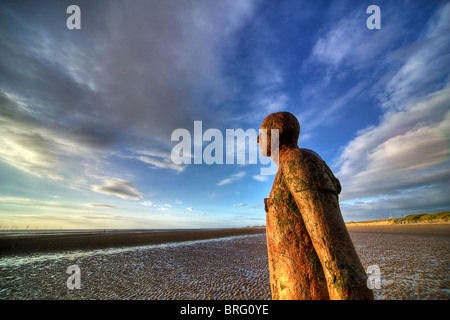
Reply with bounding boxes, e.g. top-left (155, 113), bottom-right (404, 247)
top-left (0, 227), bottom-right (266, 256)
top-left (347, 224), bottom-right (449, 300)
top-left (0, 233), bottom-right (271, 300)
top-left (0, 224), bottom-right (448, 300)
